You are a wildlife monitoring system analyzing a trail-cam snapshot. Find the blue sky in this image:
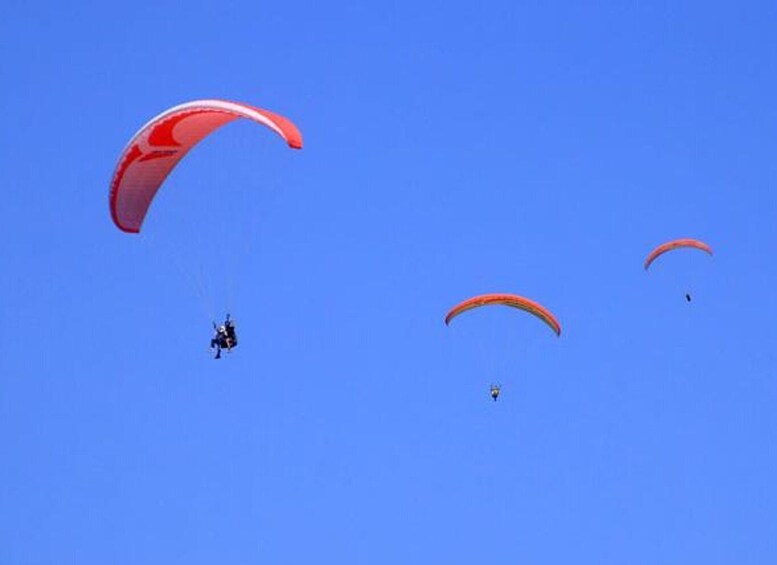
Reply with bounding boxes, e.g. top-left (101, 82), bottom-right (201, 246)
top-left (2, 1), bottom-right (777, 563)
